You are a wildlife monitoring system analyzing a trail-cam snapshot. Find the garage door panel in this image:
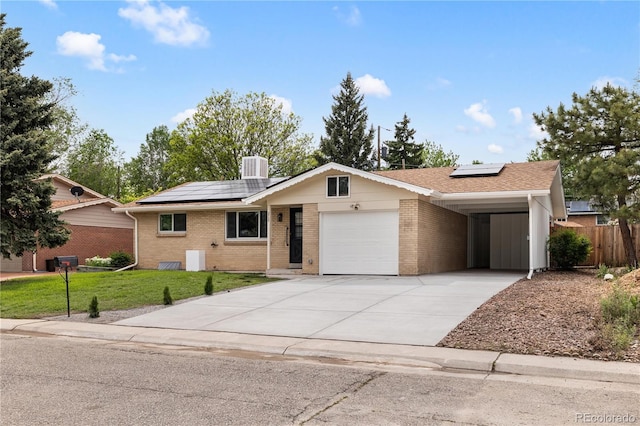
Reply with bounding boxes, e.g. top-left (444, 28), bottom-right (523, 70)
top-left (321, 211), bottom-right (398, 275)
